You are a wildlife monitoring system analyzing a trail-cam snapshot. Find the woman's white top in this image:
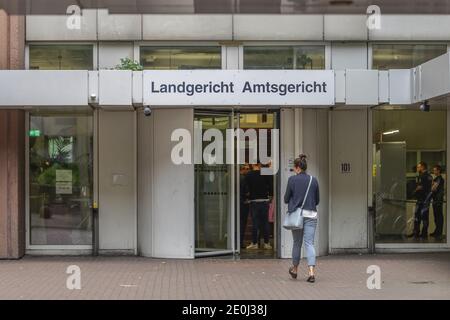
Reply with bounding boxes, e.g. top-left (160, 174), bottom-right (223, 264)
top-left (302, 209), bottom-right (318, 219)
